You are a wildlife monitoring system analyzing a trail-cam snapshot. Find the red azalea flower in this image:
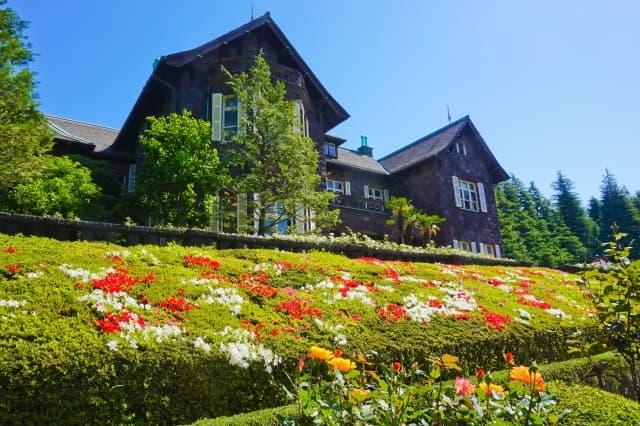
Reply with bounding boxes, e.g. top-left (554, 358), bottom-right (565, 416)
top-left (6, 263), bottom-right (21, 275)
top-left (161, 295), bottom-right (196, 313)
top-left (355, 257), bottom-right (385, 265)
top-left (334, 349), bottom-right (344, 357)
top-left (378, 304), bottom-right (407, 322)
top-left (141, 273), bottom-right (157, 284)
top-left (392, 361), bottom-right (402, 372)
top-left (517, 296), bottom-right (552, 310)
top-left (428, 299), bottom-right (443, 309)
top-left (351, 313), bottom-right (362, 322)
top-left (504, 352), bottom-right (514, 364)
top-left (488, 278), bottom-right (505, 287)
top-left (483, 311), bottom-right (510, 330)
top-left (455, 313), bottom-right (472, 320)
top-left (381, 267), bottom-right (401, 284)
top-left (183, 254), bottom-right (221, 270)
top-left (275, 299), bottom-right (323, 319)
top-left (2, 246), bottom-right (17, 254)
